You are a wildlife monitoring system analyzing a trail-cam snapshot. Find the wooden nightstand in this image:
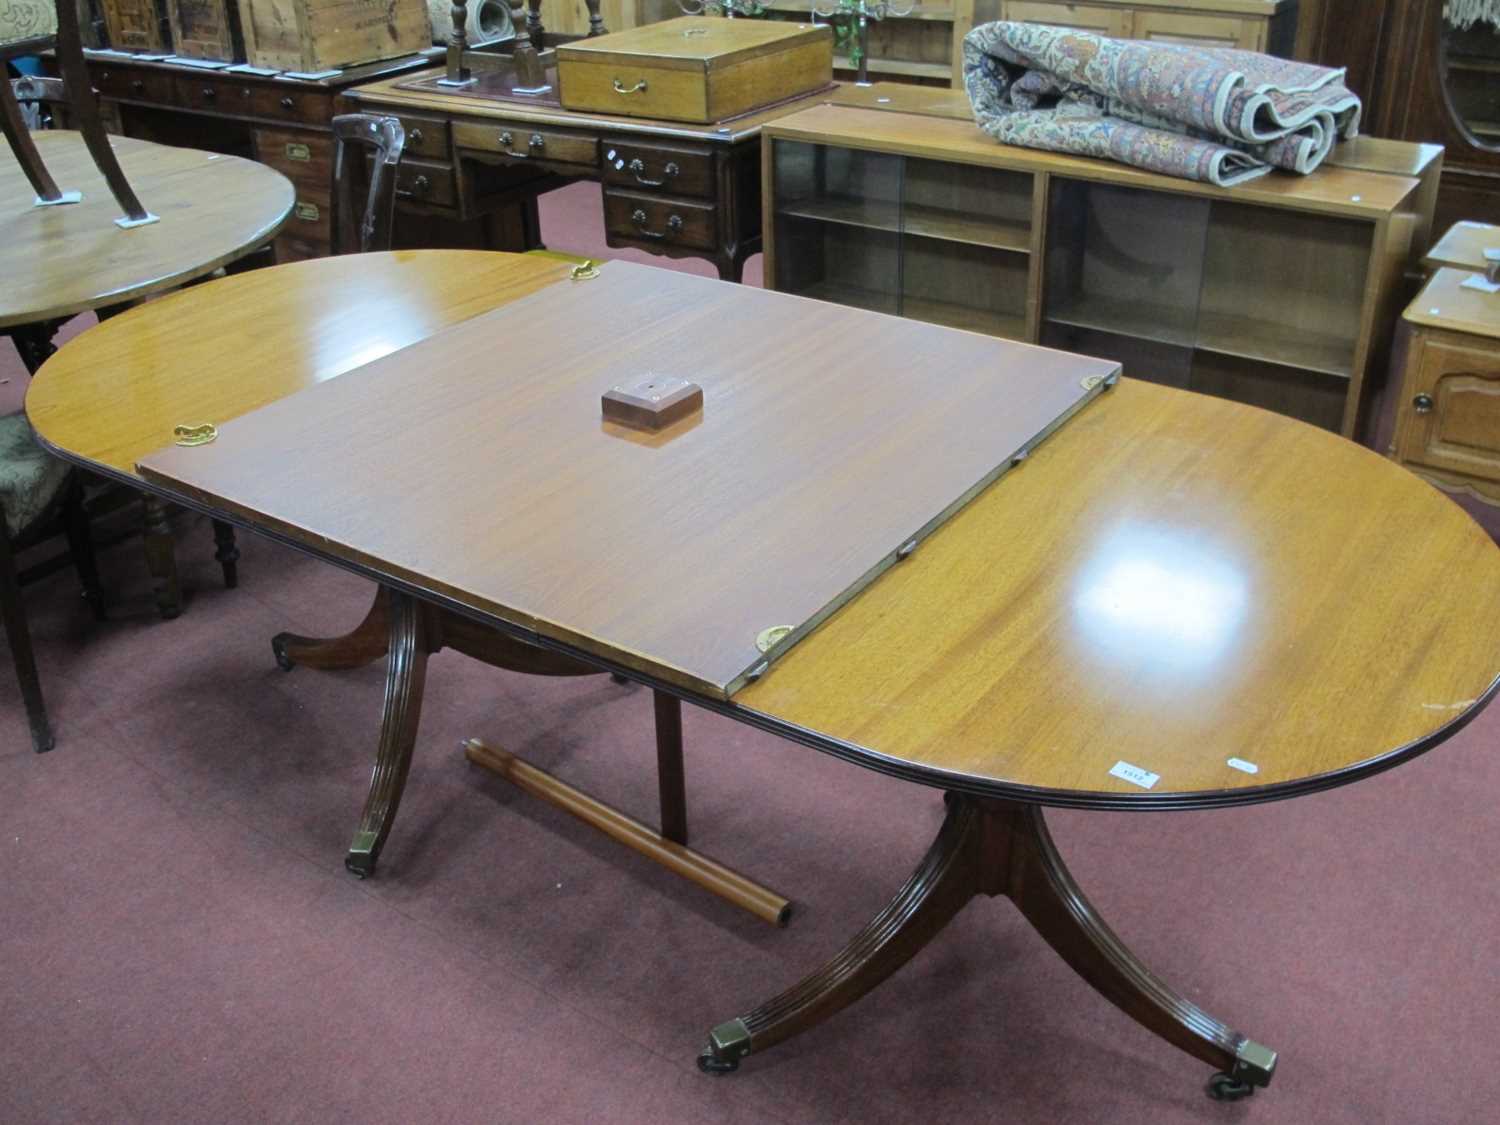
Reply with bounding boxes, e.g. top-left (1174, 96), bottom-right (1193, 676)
top-left (1391, 268), bottom-right (1500, 506)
